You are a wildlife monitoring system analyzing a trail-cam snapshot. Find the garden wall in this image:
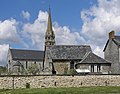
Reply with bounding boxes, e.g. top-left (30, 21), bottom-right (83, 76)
top-left (0, 75), bottom-right (120, 89)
